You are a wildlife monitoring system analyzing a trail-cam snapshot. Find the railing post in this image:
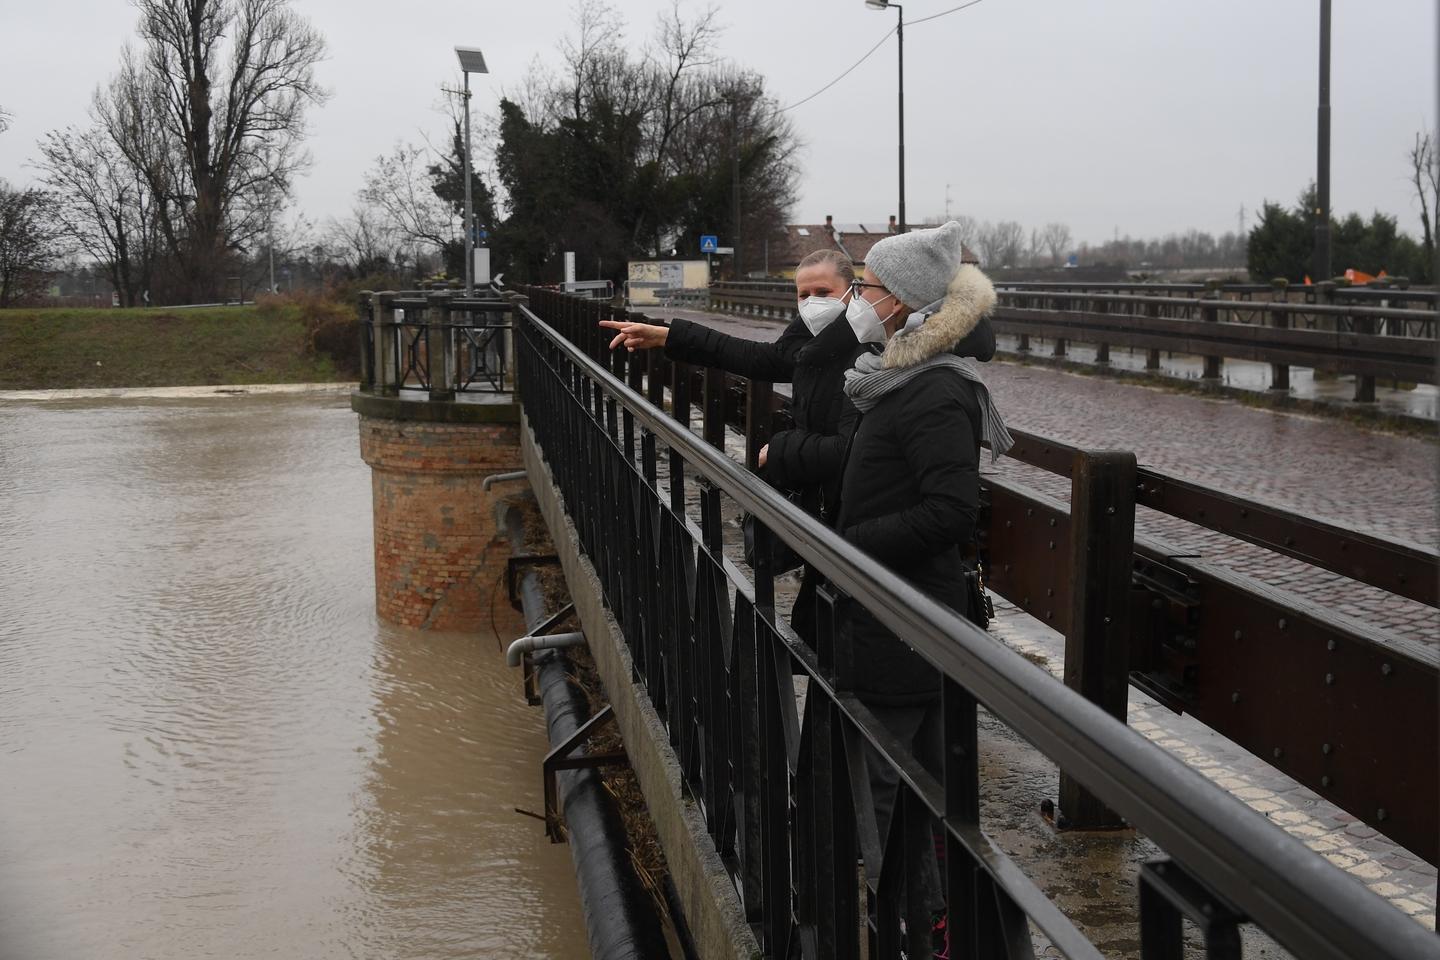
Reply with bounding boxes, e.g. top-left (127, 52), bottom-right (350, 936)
top-left (1269, 279), bottom-right (1291, 392)
top-left (374, 291), bottom-right (399, 397)
top-left (746, 379), bottom-right (776, 618)
top-left (426, 292), bottom-right (455, 401)
top-left (1053, 295), bottom-right (1068, 357)
top-left (1058, 449), bottom-right (1137, 830)
top-left (1351, 308), bottom-right (1377, 403)
top-left (1200, 278), bottom-right (1222, 382)
top-left (1094, 297), bottom-right (1110, 365)
top-left (357, 290), bottom-right (375, 391)
top-left (1145, 300), bottom-right (1162, 370)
